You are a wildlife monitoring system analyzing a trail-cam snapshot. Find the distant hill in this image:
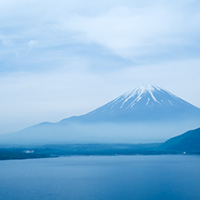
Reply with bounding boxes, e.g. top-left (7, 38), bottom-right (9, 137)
top-left (161, 127), bottom-right (200, 153)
